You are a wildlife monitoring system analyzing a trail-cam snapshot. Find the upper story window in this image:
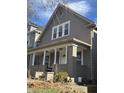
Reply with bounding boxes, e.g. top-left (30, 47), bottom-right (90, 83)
top-left (52, 21), bottom-right (70, 40)
top-left (58, 25), bottom-right (63, 37)
top-left (53, 27), bottom-right (57, 39)
top-left (64, 23), bottom-right (69, 36)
